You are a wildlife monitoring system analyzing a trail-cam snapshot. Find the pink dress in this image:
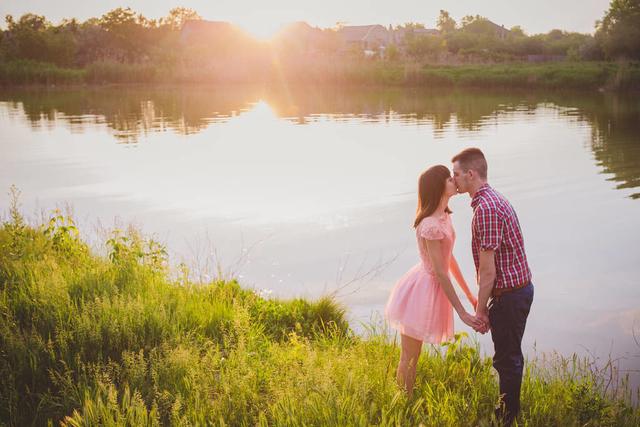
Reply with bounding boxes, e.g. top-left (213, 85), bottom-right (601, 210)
top-left (385, 214), bottom-right (455, 344)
